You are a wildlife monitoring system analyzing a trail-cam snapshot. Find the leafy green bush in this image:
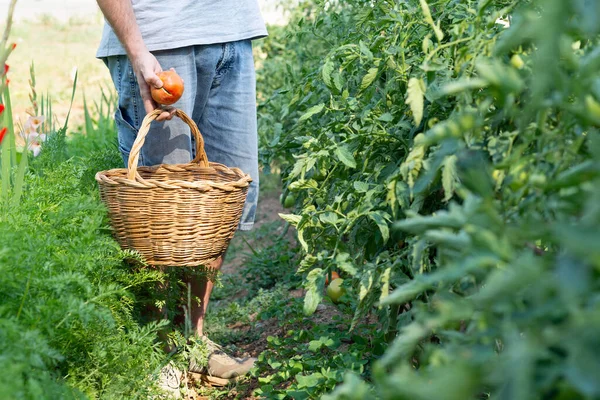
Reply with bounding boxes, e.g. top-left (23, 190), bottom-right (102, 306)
top-left (0, 108), bottom-right (170, 398)
top-left (258, 0), bottom-right (600, 398)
